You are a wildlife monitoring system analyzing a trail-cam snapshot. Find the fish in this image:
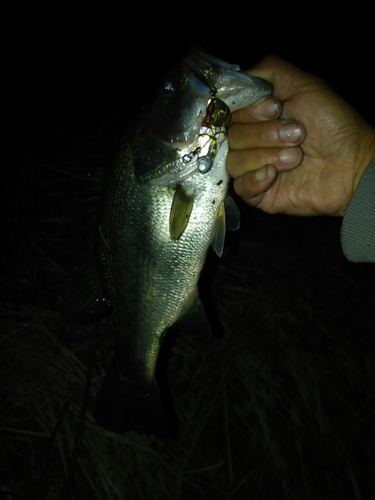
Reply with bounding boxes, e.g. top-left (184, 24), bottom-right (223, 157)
top-left (59, 45), bottom-right (272, 436)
